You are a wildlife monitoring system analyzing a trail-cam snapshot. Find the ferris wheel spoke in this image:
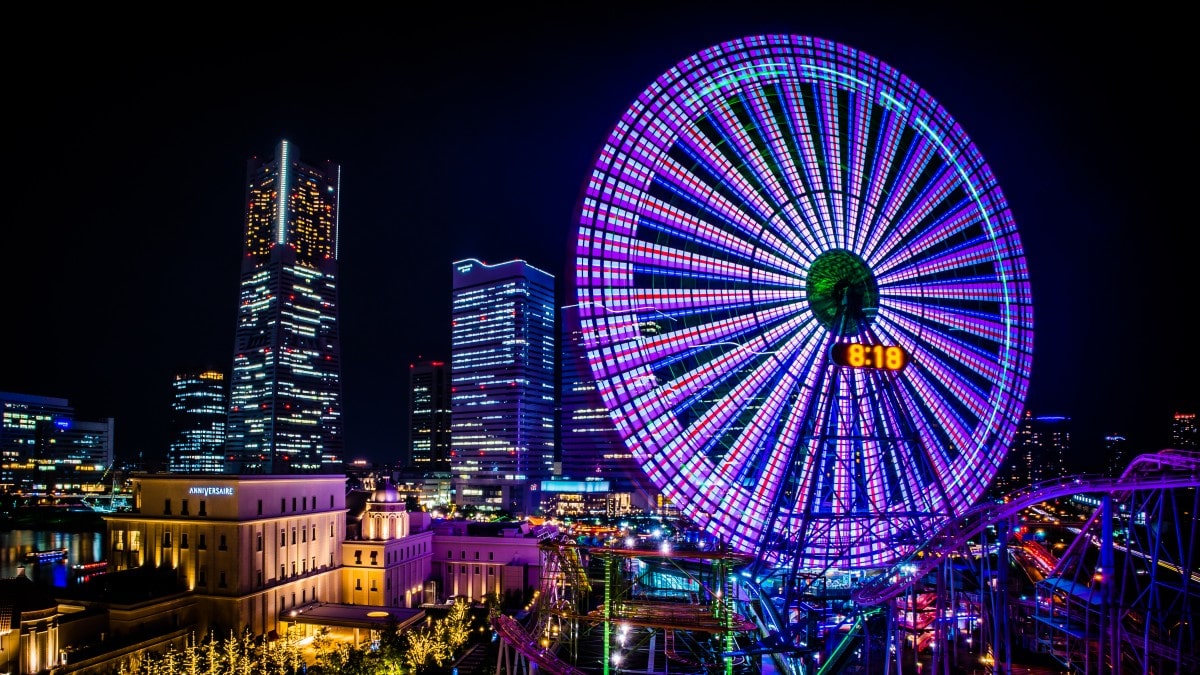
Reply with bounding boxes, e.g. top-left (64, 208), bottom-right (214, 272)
top-left (642, 298), bottom-right (807, 378)
top-left (817, 82), bottom-right (854, 250)
top-left (640, 189), bottom-right (812, 279)
top-left (705, 92), bottom-right (795, 215)
top-left (637, 174), bottom-right (807, 277)
top-left (775, 82), bottom-right (842, 253)
top-left (899, 364), bottom-right (989, 470)
top-left (853, 102), bottom-right (910, 259)
top-left (895, 377), bottom-right (996, 517)
top-left (860, 136), bottom-right (942, 250)
top-left (838, 90), bottom-right (877, 254)
top-left (877, 227), bottom-right (1016, 294)
top-left (880, 303), bottom-right (1010, 398)
top-left (880, 165), bottom-right (975, 258)
top-left (581, 288), bottom-right (761, 317)
top-left (673, 112), bottom-right (784, 232)
top-left (648, 309), bottom-right (815, 419)
top-left (742, 84), bottom-right (825, 248)
top-left (863, 378), bottom-right (957, 529)
top-left (850, 376), bottom-right (913, 510)
top-left (867, 196), bottom-right (980, 276)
